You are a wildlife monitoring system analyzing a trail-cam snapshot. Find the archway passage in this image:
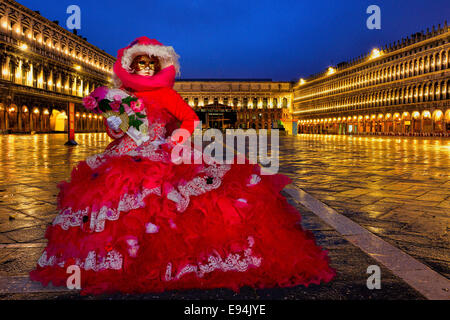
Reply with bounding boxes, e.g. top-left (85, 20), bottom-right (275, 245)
top-left (293, 108), bottom-right (450, 137)
top-left (433, 110), bottom-right (444, 133)
top-left (195, 103), bottom-right (237, 129)
top-left (50, 109), bottom-right (68, 132)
